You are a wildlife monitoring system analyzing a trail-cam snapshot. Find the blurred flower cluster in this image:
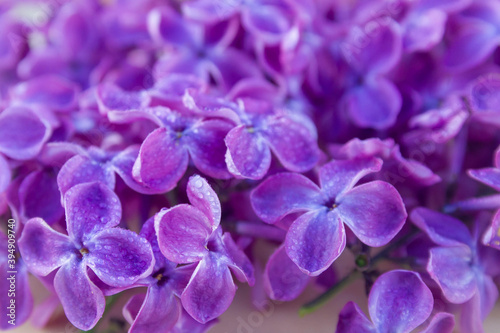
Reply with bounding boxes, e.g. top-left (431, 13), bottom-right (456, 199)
top-left (1, 0), bottom-right (500, 332)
